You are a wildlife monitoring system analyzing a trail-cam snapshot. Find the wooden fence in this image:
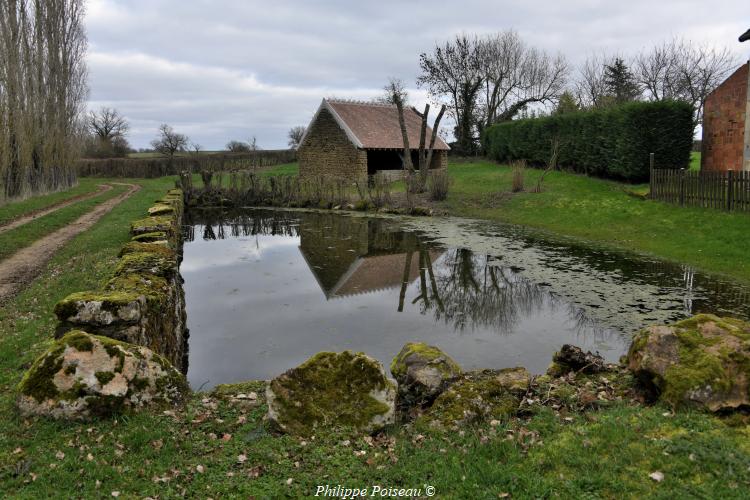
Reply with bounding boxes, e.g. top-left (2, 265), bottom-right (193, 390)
top-left (650, 168), bottom-right (750, 212)
top-left (76, 150), bottom-right (296, 178)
